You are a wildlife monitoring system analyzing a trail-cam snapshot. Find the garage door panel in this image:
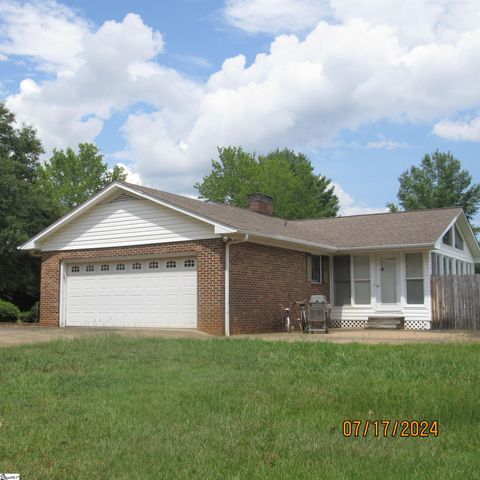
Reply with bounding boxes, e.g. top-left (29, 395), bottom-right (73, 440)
top-left (65, 257), bottom-right (197, 328)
